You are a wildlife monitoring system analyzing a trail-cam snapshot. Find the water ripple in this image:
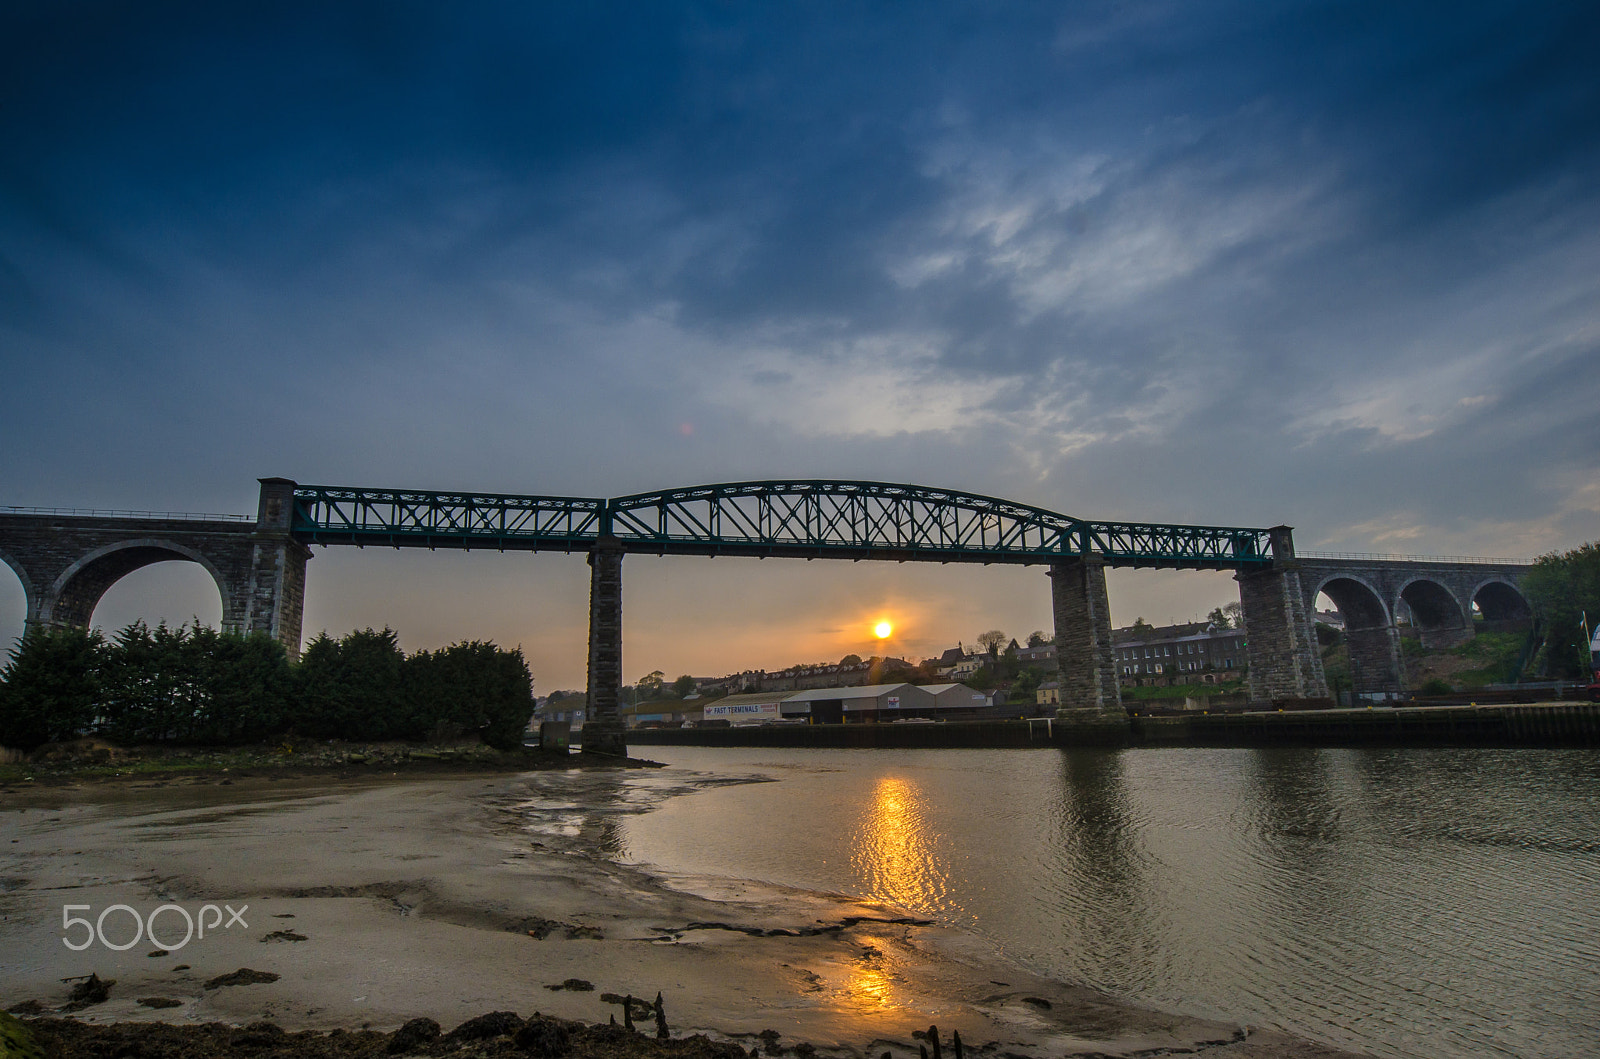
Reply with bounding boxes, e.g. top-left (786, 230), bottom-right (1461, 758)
top-left (604, 746), bottom-right (1600, 1059)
